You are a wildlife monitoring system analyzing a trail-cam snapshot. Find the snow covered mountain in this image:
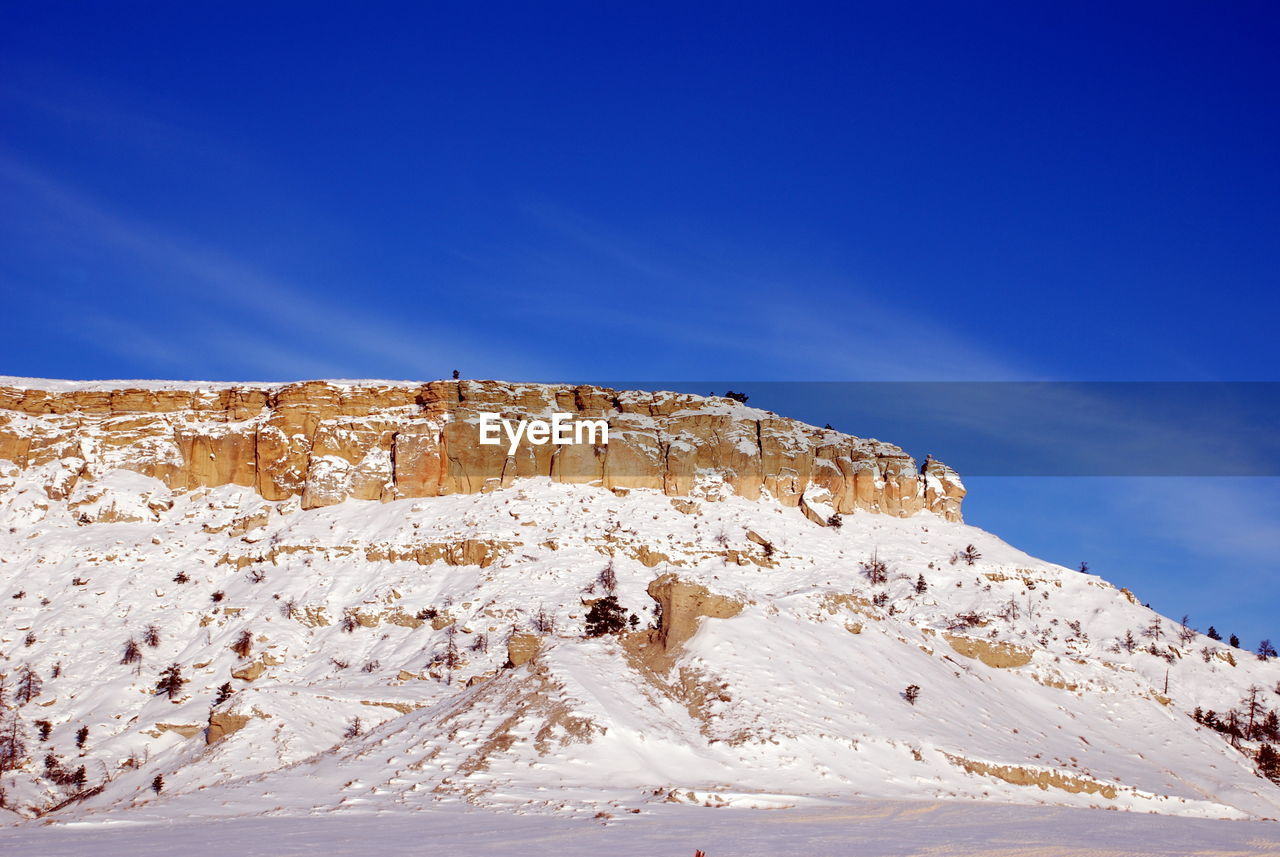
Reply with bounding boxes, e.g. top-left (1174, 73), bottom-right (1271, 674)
top-left (0, 378), bottom-right (1277, 823)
